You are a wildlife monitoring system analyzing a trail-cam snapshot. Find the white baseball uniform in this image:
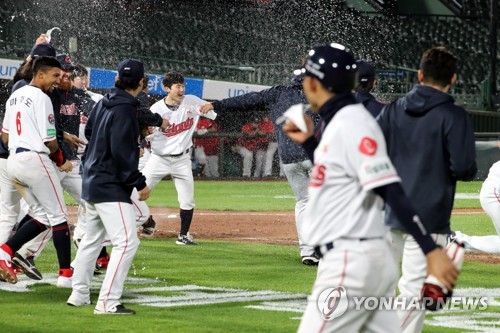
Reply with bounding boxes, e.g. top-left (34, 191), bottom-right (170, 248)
top-left (298, 104), bottom-right (402, 333)
top-left (3, 85), bottom-right (67, 227)
top-left (454, 161), bottom-right (500, 253)
top-left (0, 157), bottom-right (21, 244)
top-left (142, 95), bottom-right (209, 209)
